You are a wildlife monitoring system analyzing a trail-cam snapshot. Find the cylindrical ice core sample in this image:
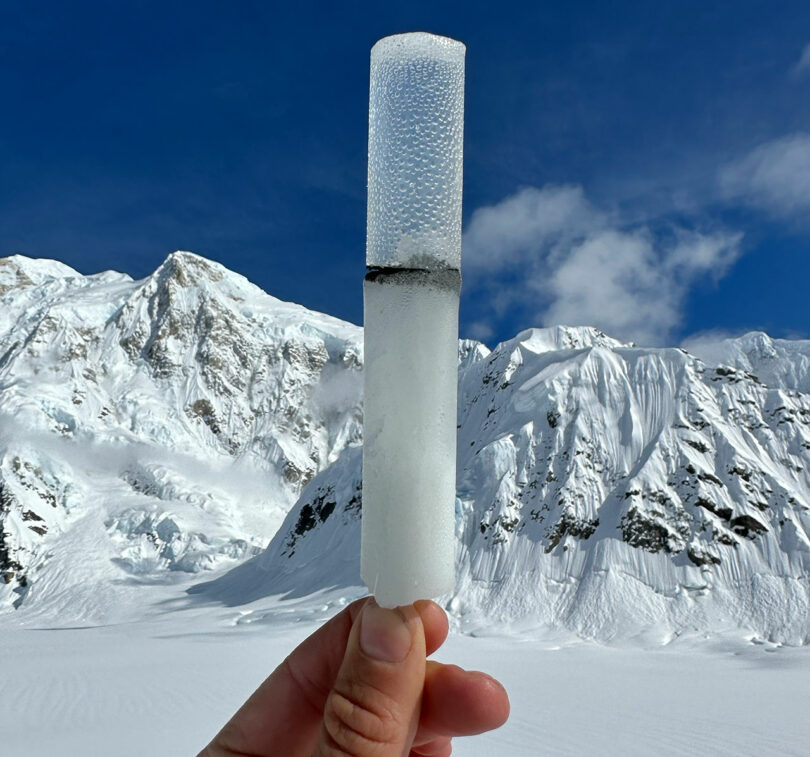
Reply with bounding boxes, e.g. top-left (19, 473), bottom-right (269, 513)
top-left (362, 32), bottom-right (465, 608)
top-left (362, 271), bottom-right (460, 608)
top-left (367, 32), bottom-right (465, 270)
